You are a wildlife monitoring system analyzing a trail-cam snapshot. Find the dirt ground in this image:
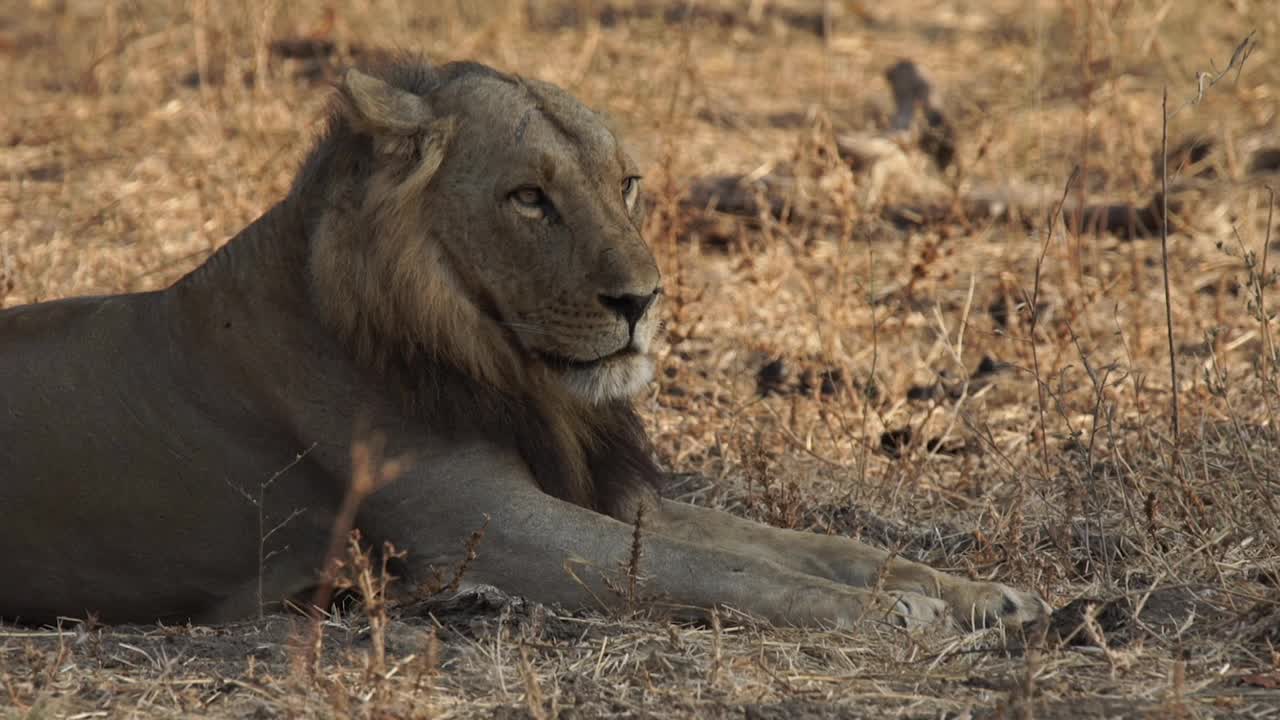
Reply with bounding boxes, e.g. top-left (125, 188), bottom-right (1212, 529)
top-left (2, 1), bottom-right (1279, 718)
